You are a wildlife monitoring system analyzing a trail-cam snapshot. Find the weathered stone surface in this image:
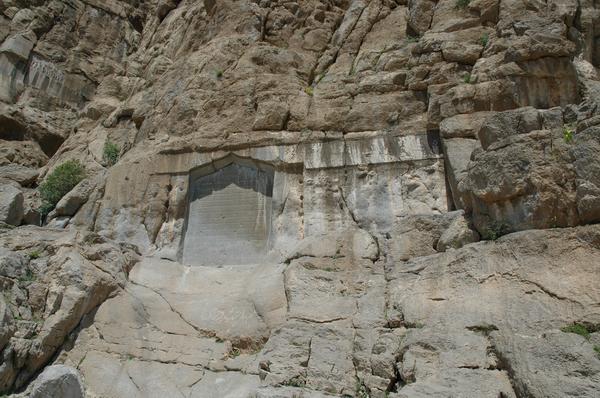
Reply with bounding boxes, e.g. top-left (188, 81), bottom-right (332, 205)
top-left (442, 138), bottom-right (480, 210)
top-left (1, 0), bottom-right (600, 396)
top-left (52, 173), bottom-right (104, 218)
top-left (0, 165), bottom-right (38, 187)
top-left (29, 365), bottom-right (84, 398)
top-left (492, 330), bottom-right (600, 398)
top-left (436, 210), bottom-right (480, 251)
top-left (387, 226), bottom-right (600, 396)
top-left (0, 184), bottom-right (23, 225)
top-left (0, 227), bottom-right (139, 392)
